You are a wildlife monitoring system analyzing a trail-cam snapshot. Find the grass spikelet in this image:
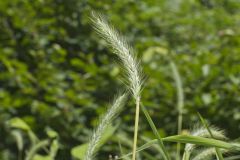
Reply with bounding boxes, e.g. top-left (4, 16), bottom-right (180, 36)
top-left (183, 125), bottom-right (227, 160)
top-left (192, 148), bottom-right (224, 160)
top-left (192, 146), bottom-right (238, 160)
top-left (91, 12), bottom-right (142, 99)
top-left (84, 93), bottom-right (127, 160)
top-left (185, 125), bottom-right (227, 151)
top-left (190, 125), bottom-right (226, 139)
top-left (91, 12), bottom-right (143, 160)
